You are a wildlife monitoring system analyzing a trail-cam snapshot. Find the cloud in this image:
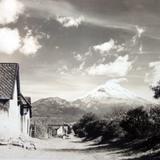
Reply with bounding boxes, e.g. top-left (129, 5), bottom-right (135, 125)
top-left (0, 0), bottom-right (24, 25)
top-left (0, 27), bottom-right (42, 55)
top-left (136, 26), bottom-right (145, 38)
top-left (0, 28), bottom-right (21, 54)
top-left (23, 0), bottom-right (136, 32)
top-left (79, 61), bottom-right (86, 70)
top-left (93, 39), bottom-right (125, 55)
top-left (23, 0), bottom-right (78, 19)
top-left (145, 61), bottom-right (160, 86)
top-left (73, 53), bottom-right (84, 61)
top-left (0, 0), bottom-right (41, 56)
top-left (87, 55), bottom-right (132, 77)
top-left (57, 65), bottom-right (68, 75)
top-left (22, 0), bottom-right (160, 41)
top-left (56, 16), bottom-right (84, 28)
top-left (93, 39), bottom-right (115, 54)
top-left (20, 31), bottom-right (42, 55)
top-left (139, 44), bottom-right (143, 54)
